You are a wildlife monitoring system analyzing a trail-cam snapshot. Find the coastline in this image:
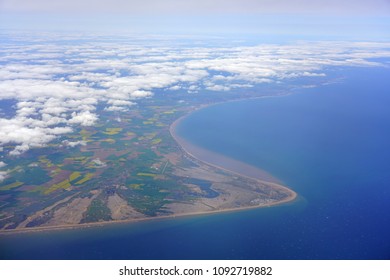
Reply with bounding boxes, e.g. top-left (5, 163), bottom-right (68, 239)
top-left (0, 189), bottom-right (297, 235)
top-left (0, 97), bottom-right (297, 235)
top-left (169, 101), bottom-right (297, 199)
top-left (170, 112), bottom-right (282, 184)
top-left (0, 187), bottom-right (297, 235)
